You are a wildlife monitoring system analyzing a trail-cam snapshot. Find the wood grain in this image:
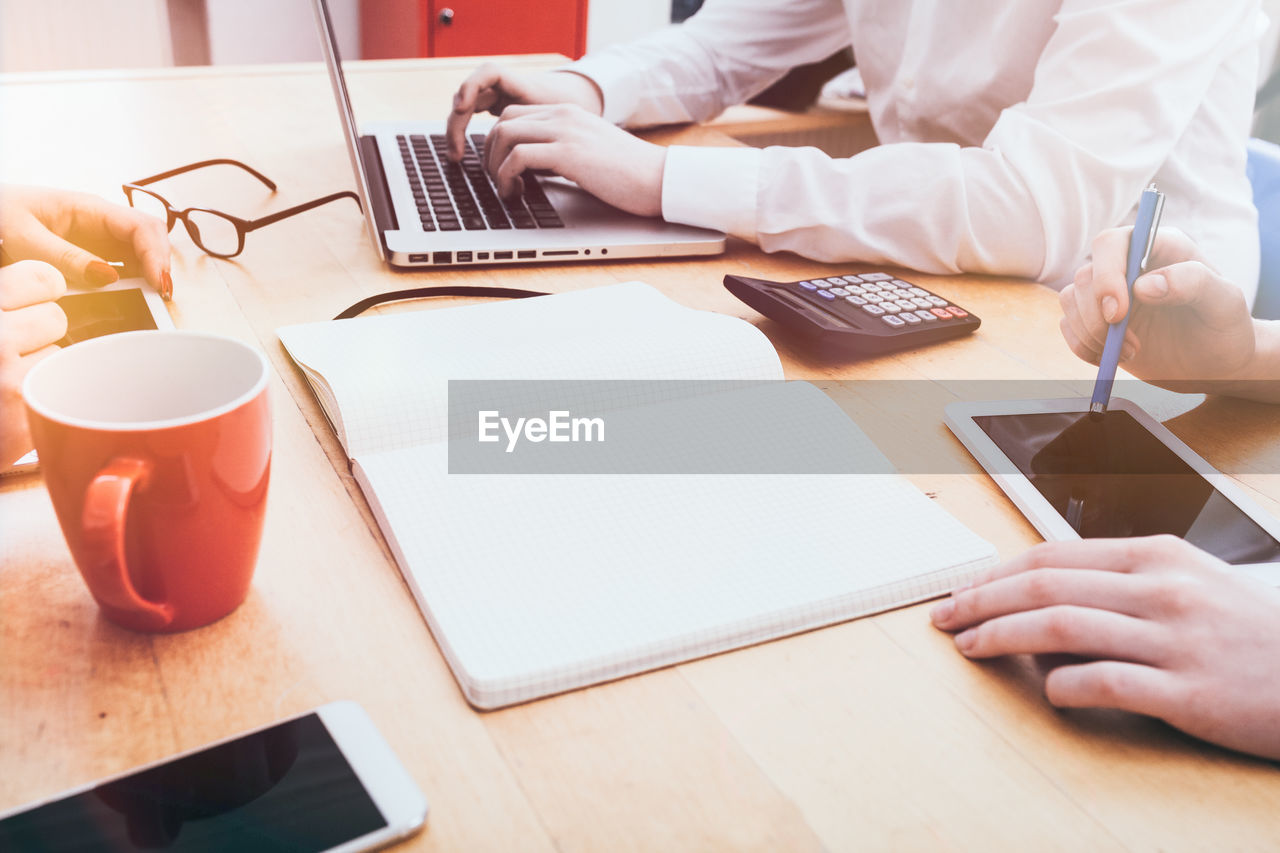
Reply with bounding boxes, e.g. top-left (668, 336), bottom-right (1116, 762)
top-left (2, 57), bottom-right (1278, 850)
